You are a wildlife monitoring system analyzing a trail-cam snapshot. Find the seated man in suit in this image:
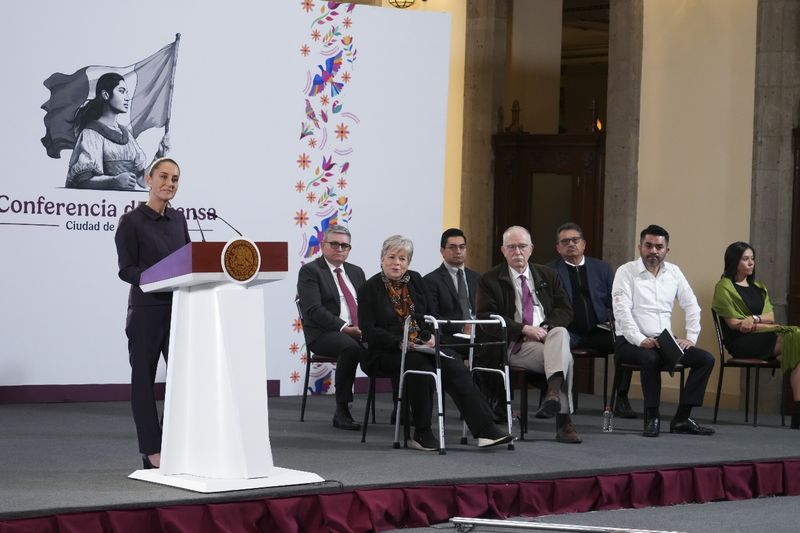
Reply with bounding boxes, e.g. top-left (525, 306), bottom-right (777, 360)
top-left (423, 228), bottom-right (480, 353)
top-left (297, 225), bottom-right (366, 431)
top-left (477, 225), bottom-right (581, 444)
top-left (612, 224), bottom-right (715, 438)
top-left (547, 222), bottom-right (635, 418)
